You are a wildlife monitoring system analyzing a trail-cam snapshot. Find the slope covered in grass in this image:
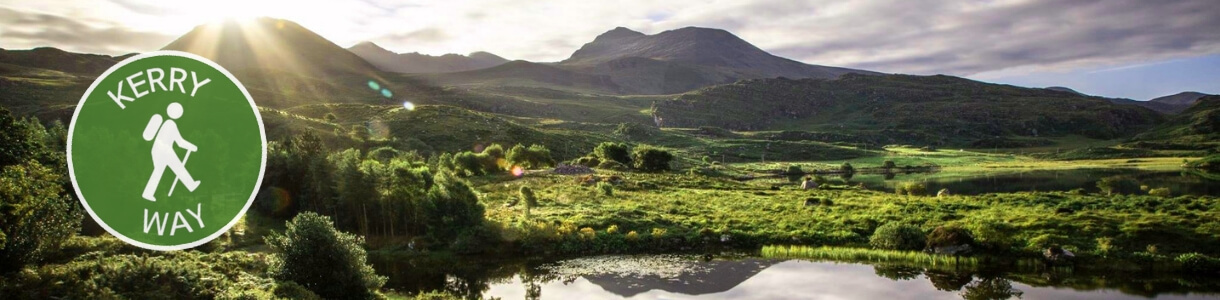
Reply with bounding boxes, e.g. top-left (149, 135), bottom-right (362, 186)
top-left (653, 74), bottom-right (1164, 146)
